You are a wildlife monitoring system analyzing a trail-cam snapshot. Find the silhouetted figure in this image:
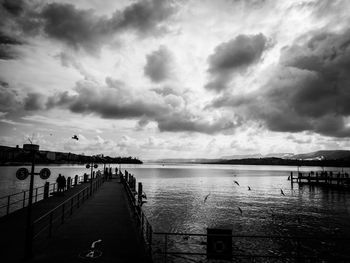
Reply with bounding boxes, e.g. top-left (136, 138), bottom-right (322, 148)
top-left (56, 174), bottom-right (64, 192)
